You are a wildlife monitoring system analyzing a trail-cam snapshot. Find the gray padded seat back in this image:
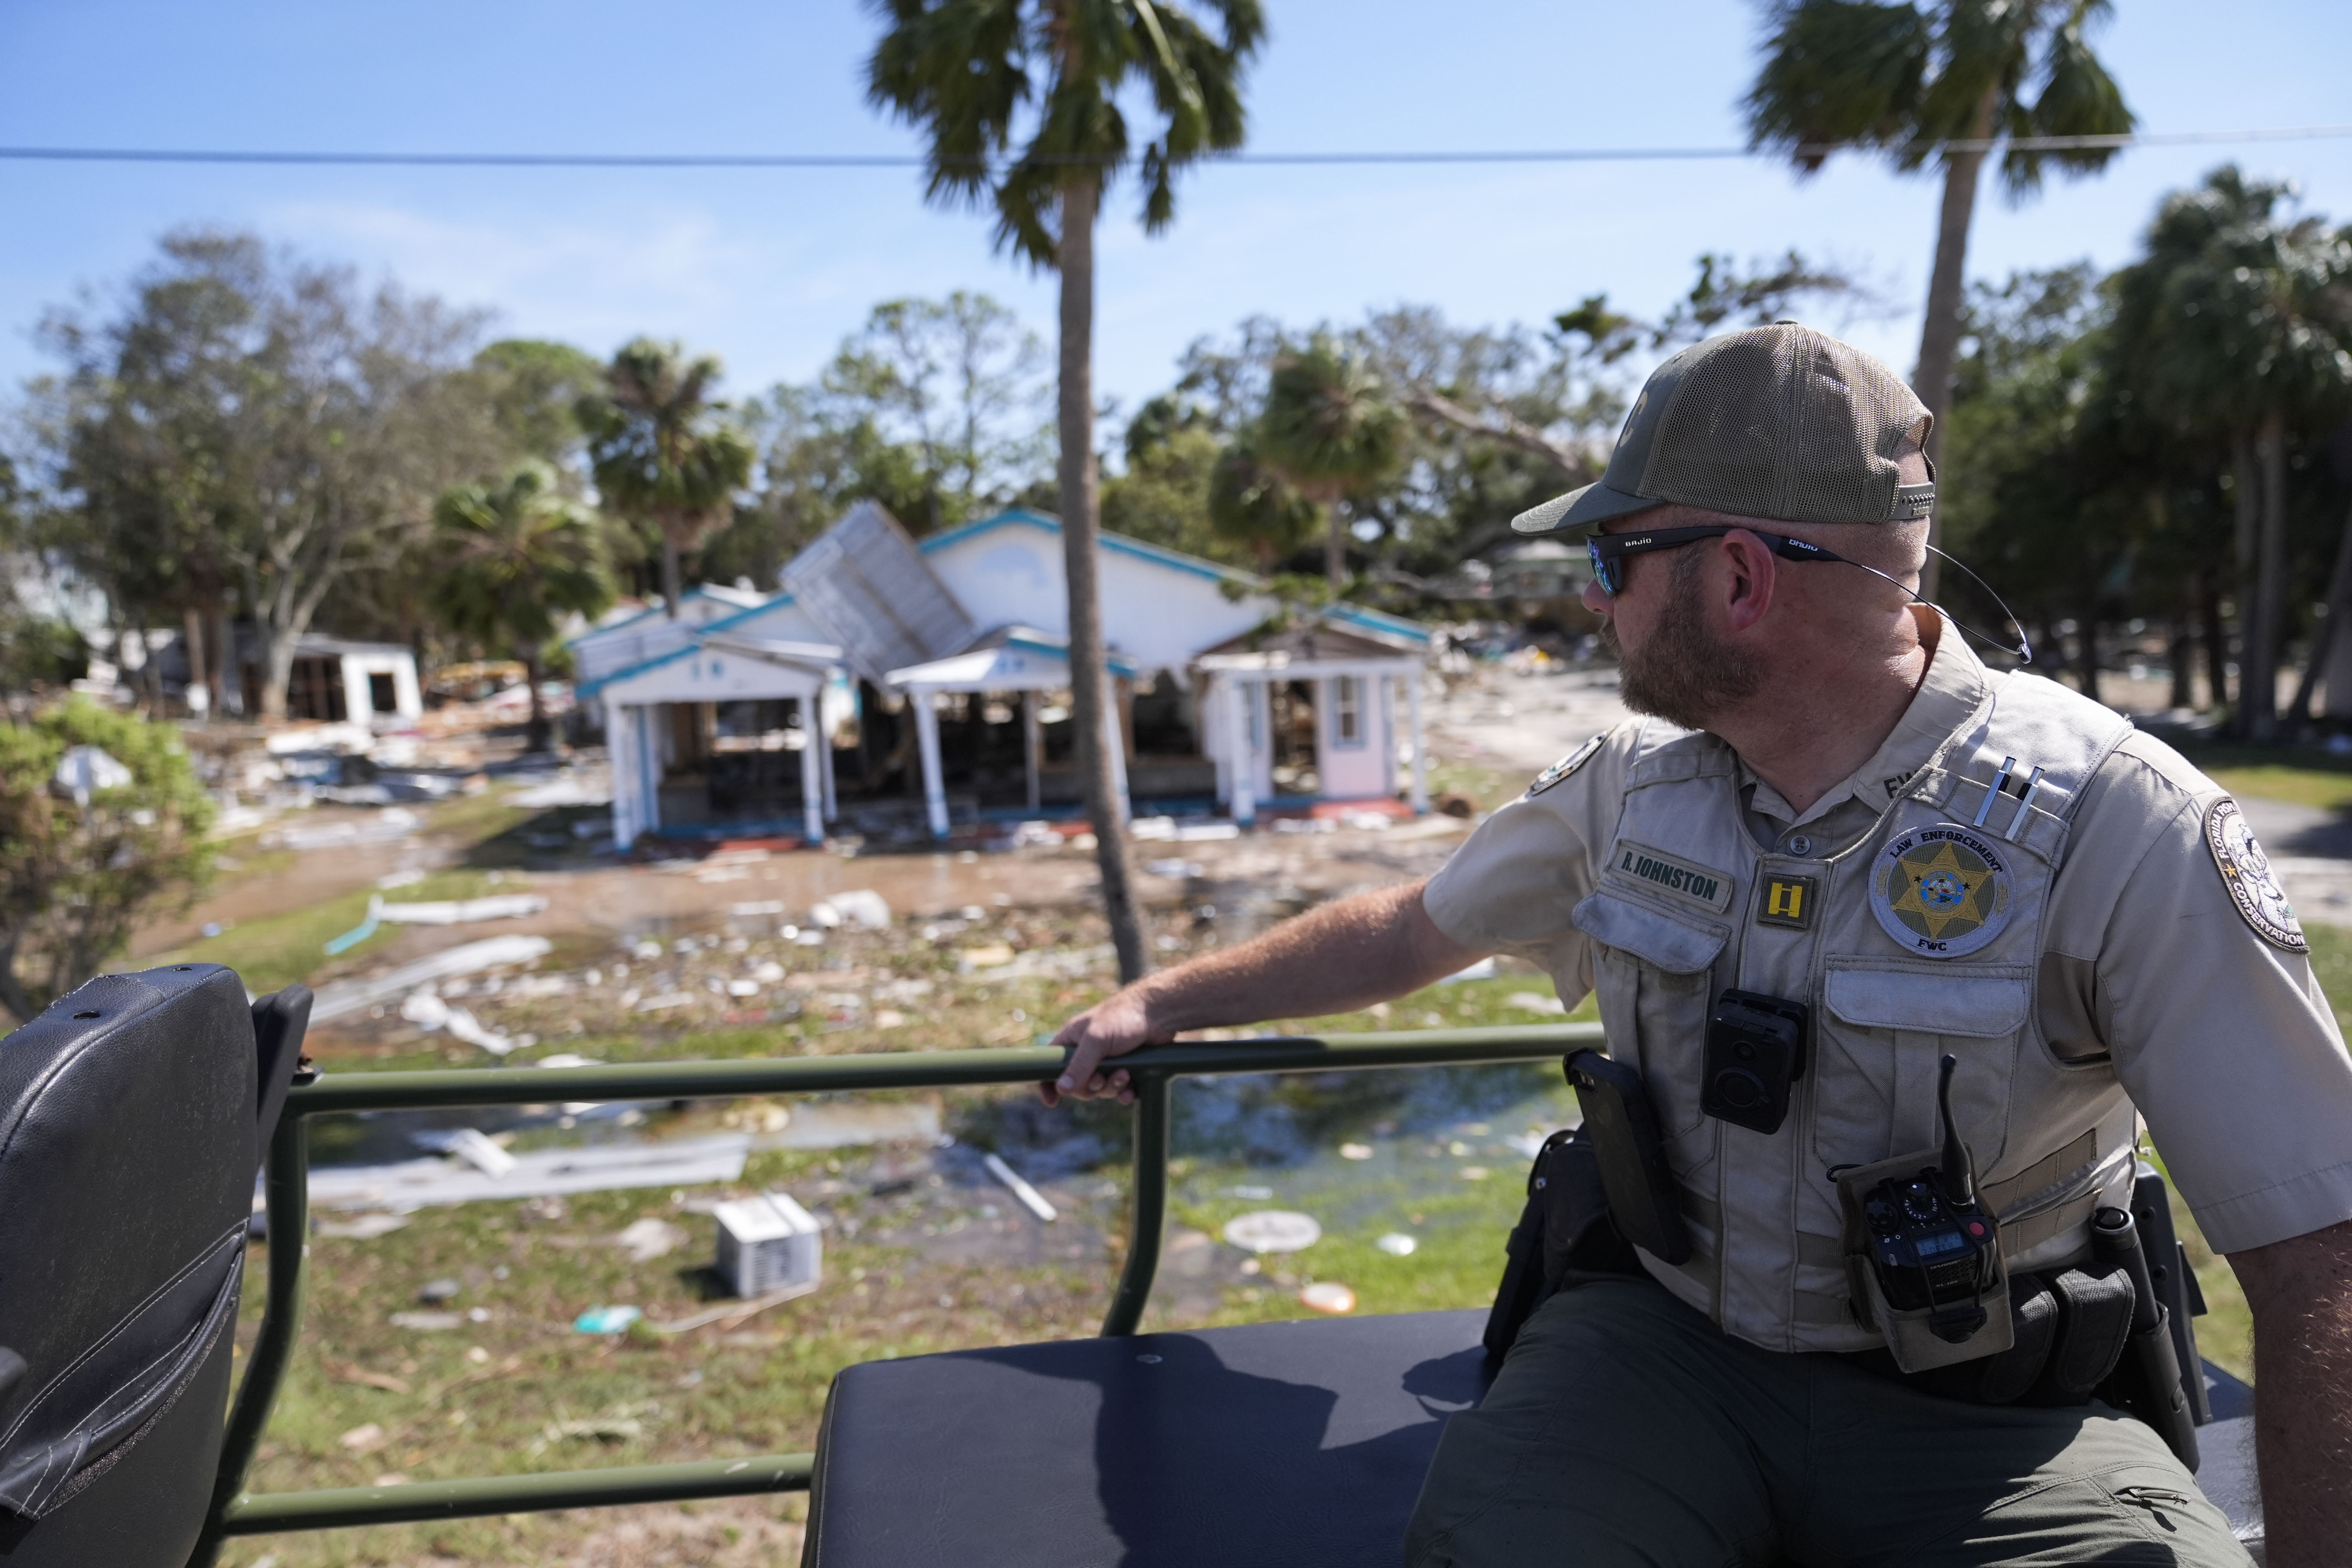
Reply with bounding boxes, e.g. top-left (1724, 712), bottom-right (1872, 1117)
top-left (0, 963), bottom-right (259, 1566)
